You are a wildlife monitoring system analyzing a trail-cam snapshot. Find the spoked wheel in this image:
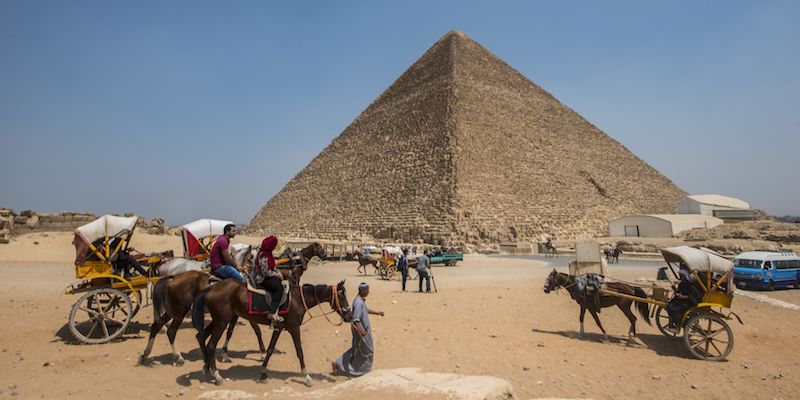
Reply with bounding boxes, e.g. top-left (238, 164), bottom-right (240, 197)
top-left (69, 288), bottom-right (133, 344)
top-left (683, 313), bottom-right (734, 361)
top-left (654, 306), bottom-right (680, 339)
